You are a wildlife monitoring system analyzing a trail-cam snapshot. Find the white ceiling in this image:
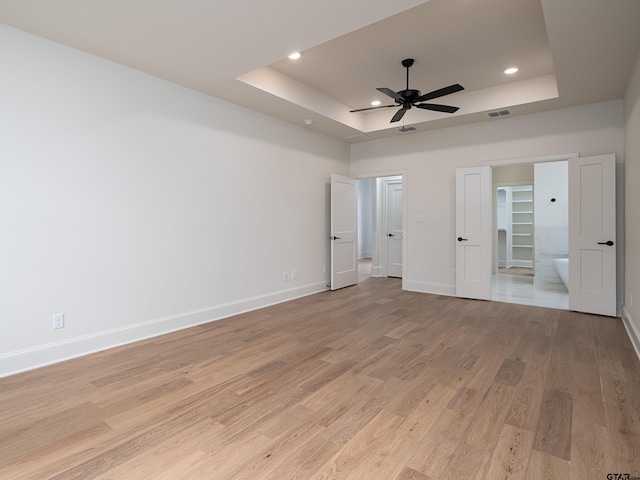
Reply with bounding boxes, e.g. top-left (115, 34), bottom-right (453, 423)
top-left (1, 0), bottom-right (639, 142)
